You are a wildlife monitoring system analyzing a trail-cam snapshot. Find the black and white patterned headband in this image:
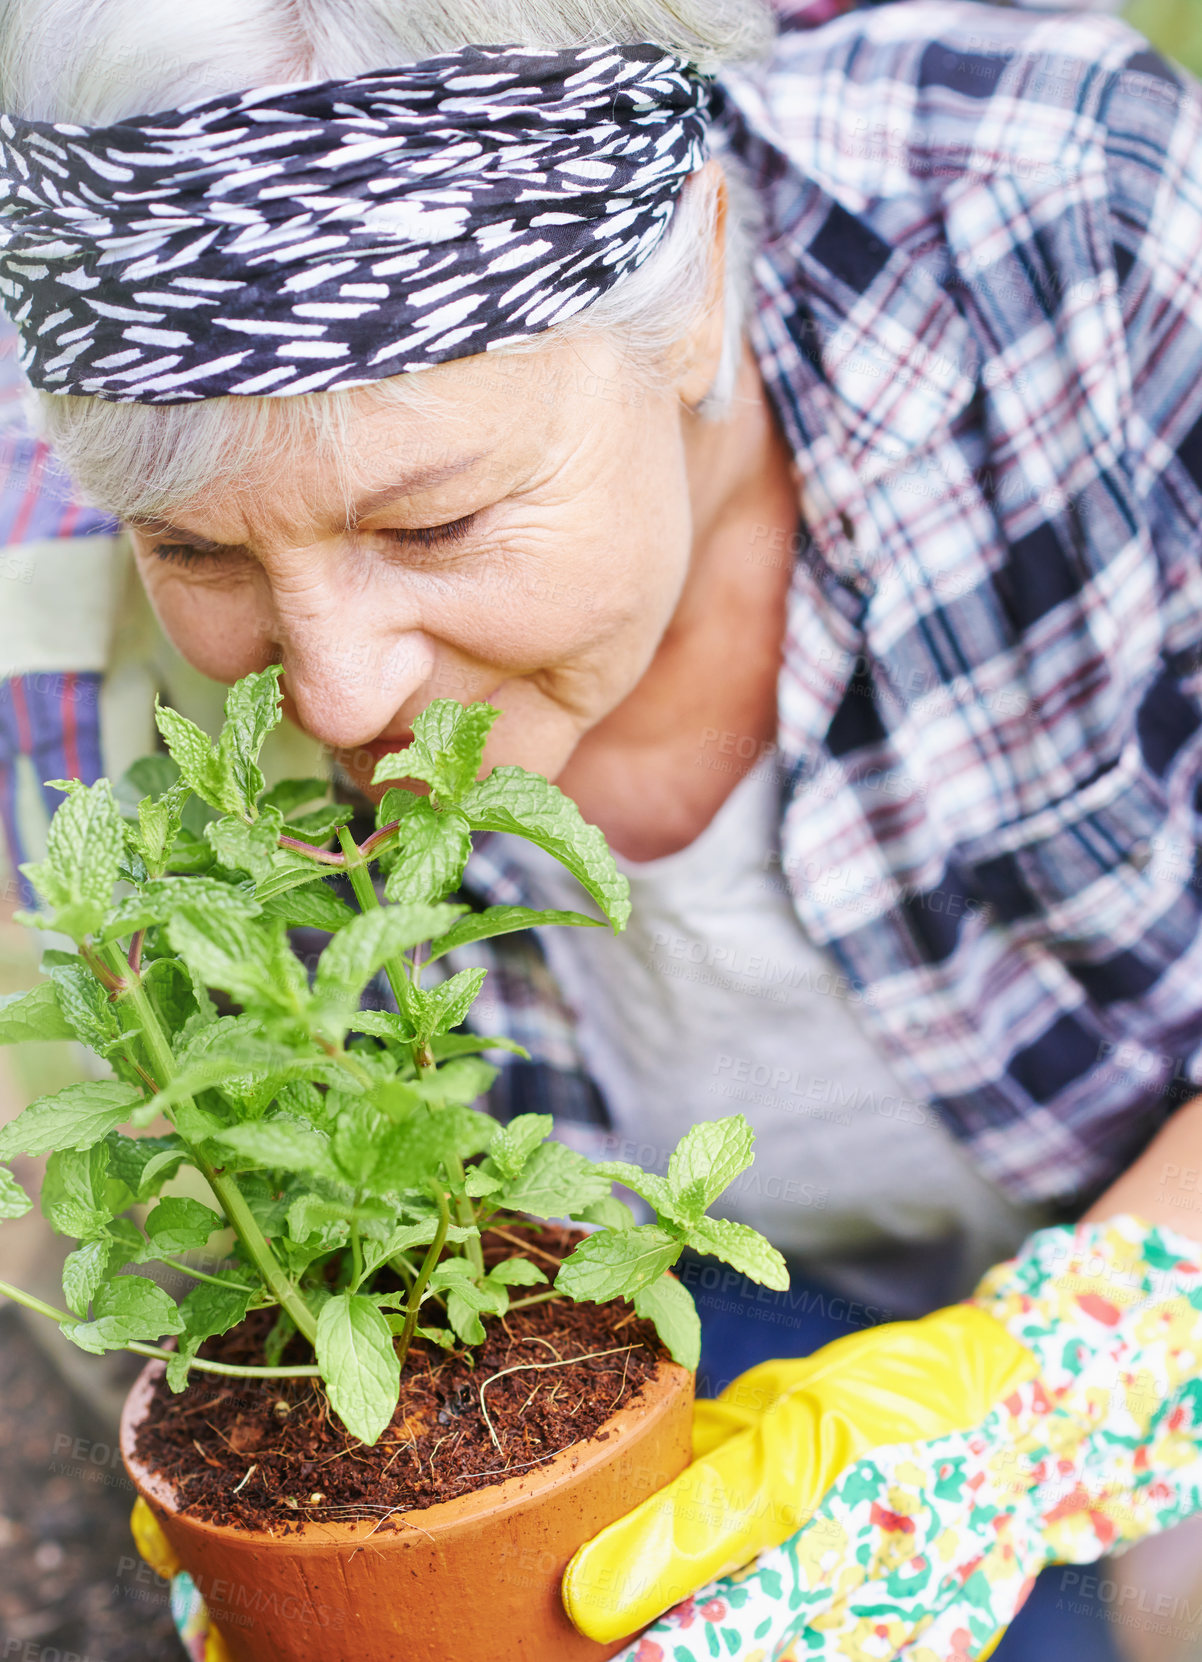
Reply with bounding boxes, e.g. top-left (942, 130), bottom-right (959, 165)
top-left (0, 43), bottom-right (712, 403)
